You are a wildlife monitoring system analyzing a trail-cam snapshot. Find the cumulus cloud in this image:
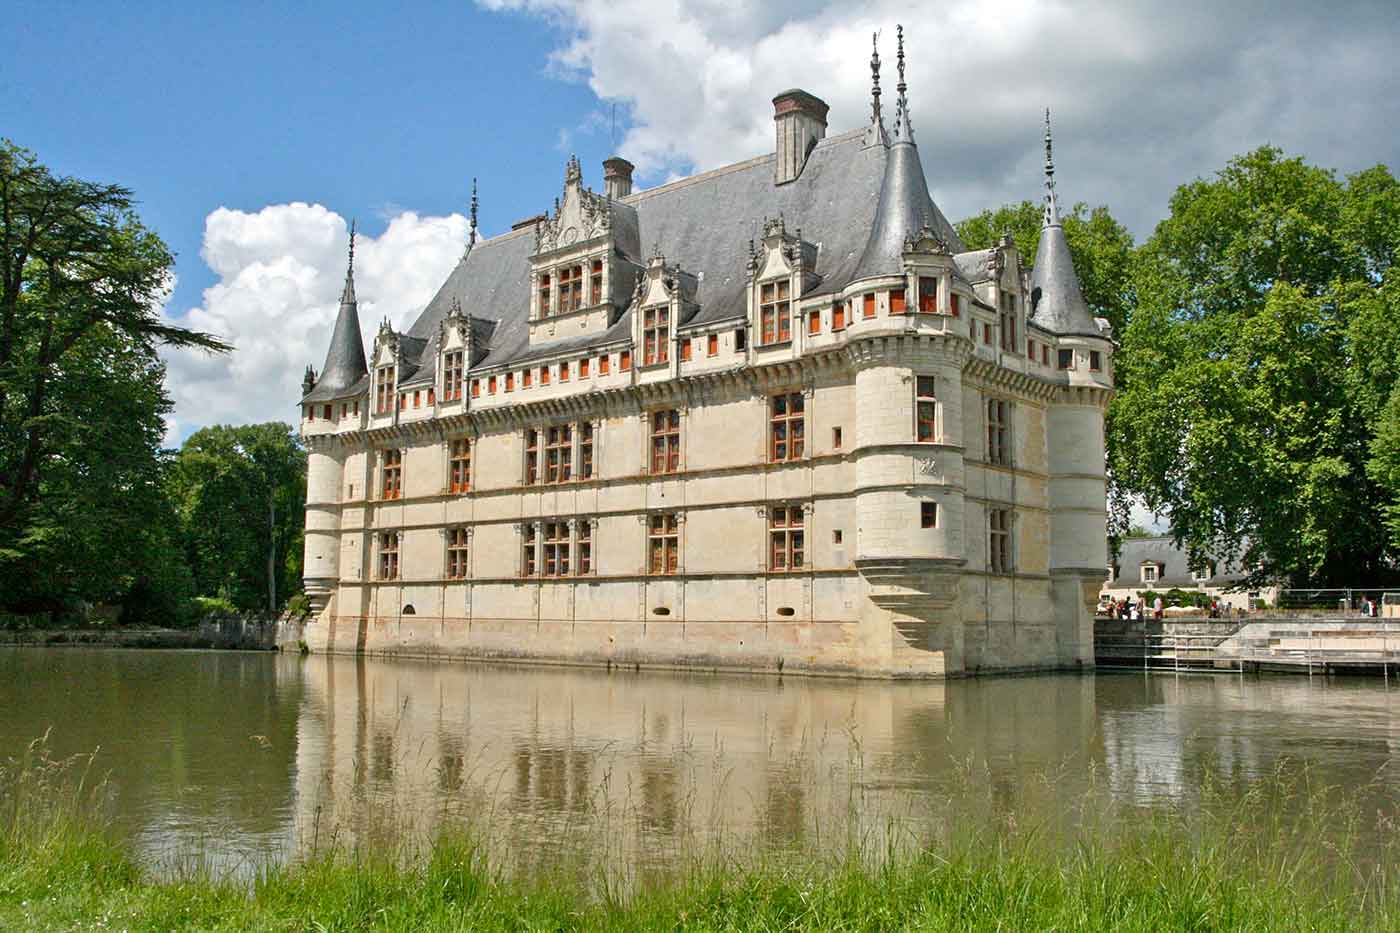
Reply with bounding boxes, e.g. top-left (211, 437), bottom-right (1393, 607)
top-left (481, 0), bottom-right (1400, 237)
top-left (162, 205), bottom-right (467, 436)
